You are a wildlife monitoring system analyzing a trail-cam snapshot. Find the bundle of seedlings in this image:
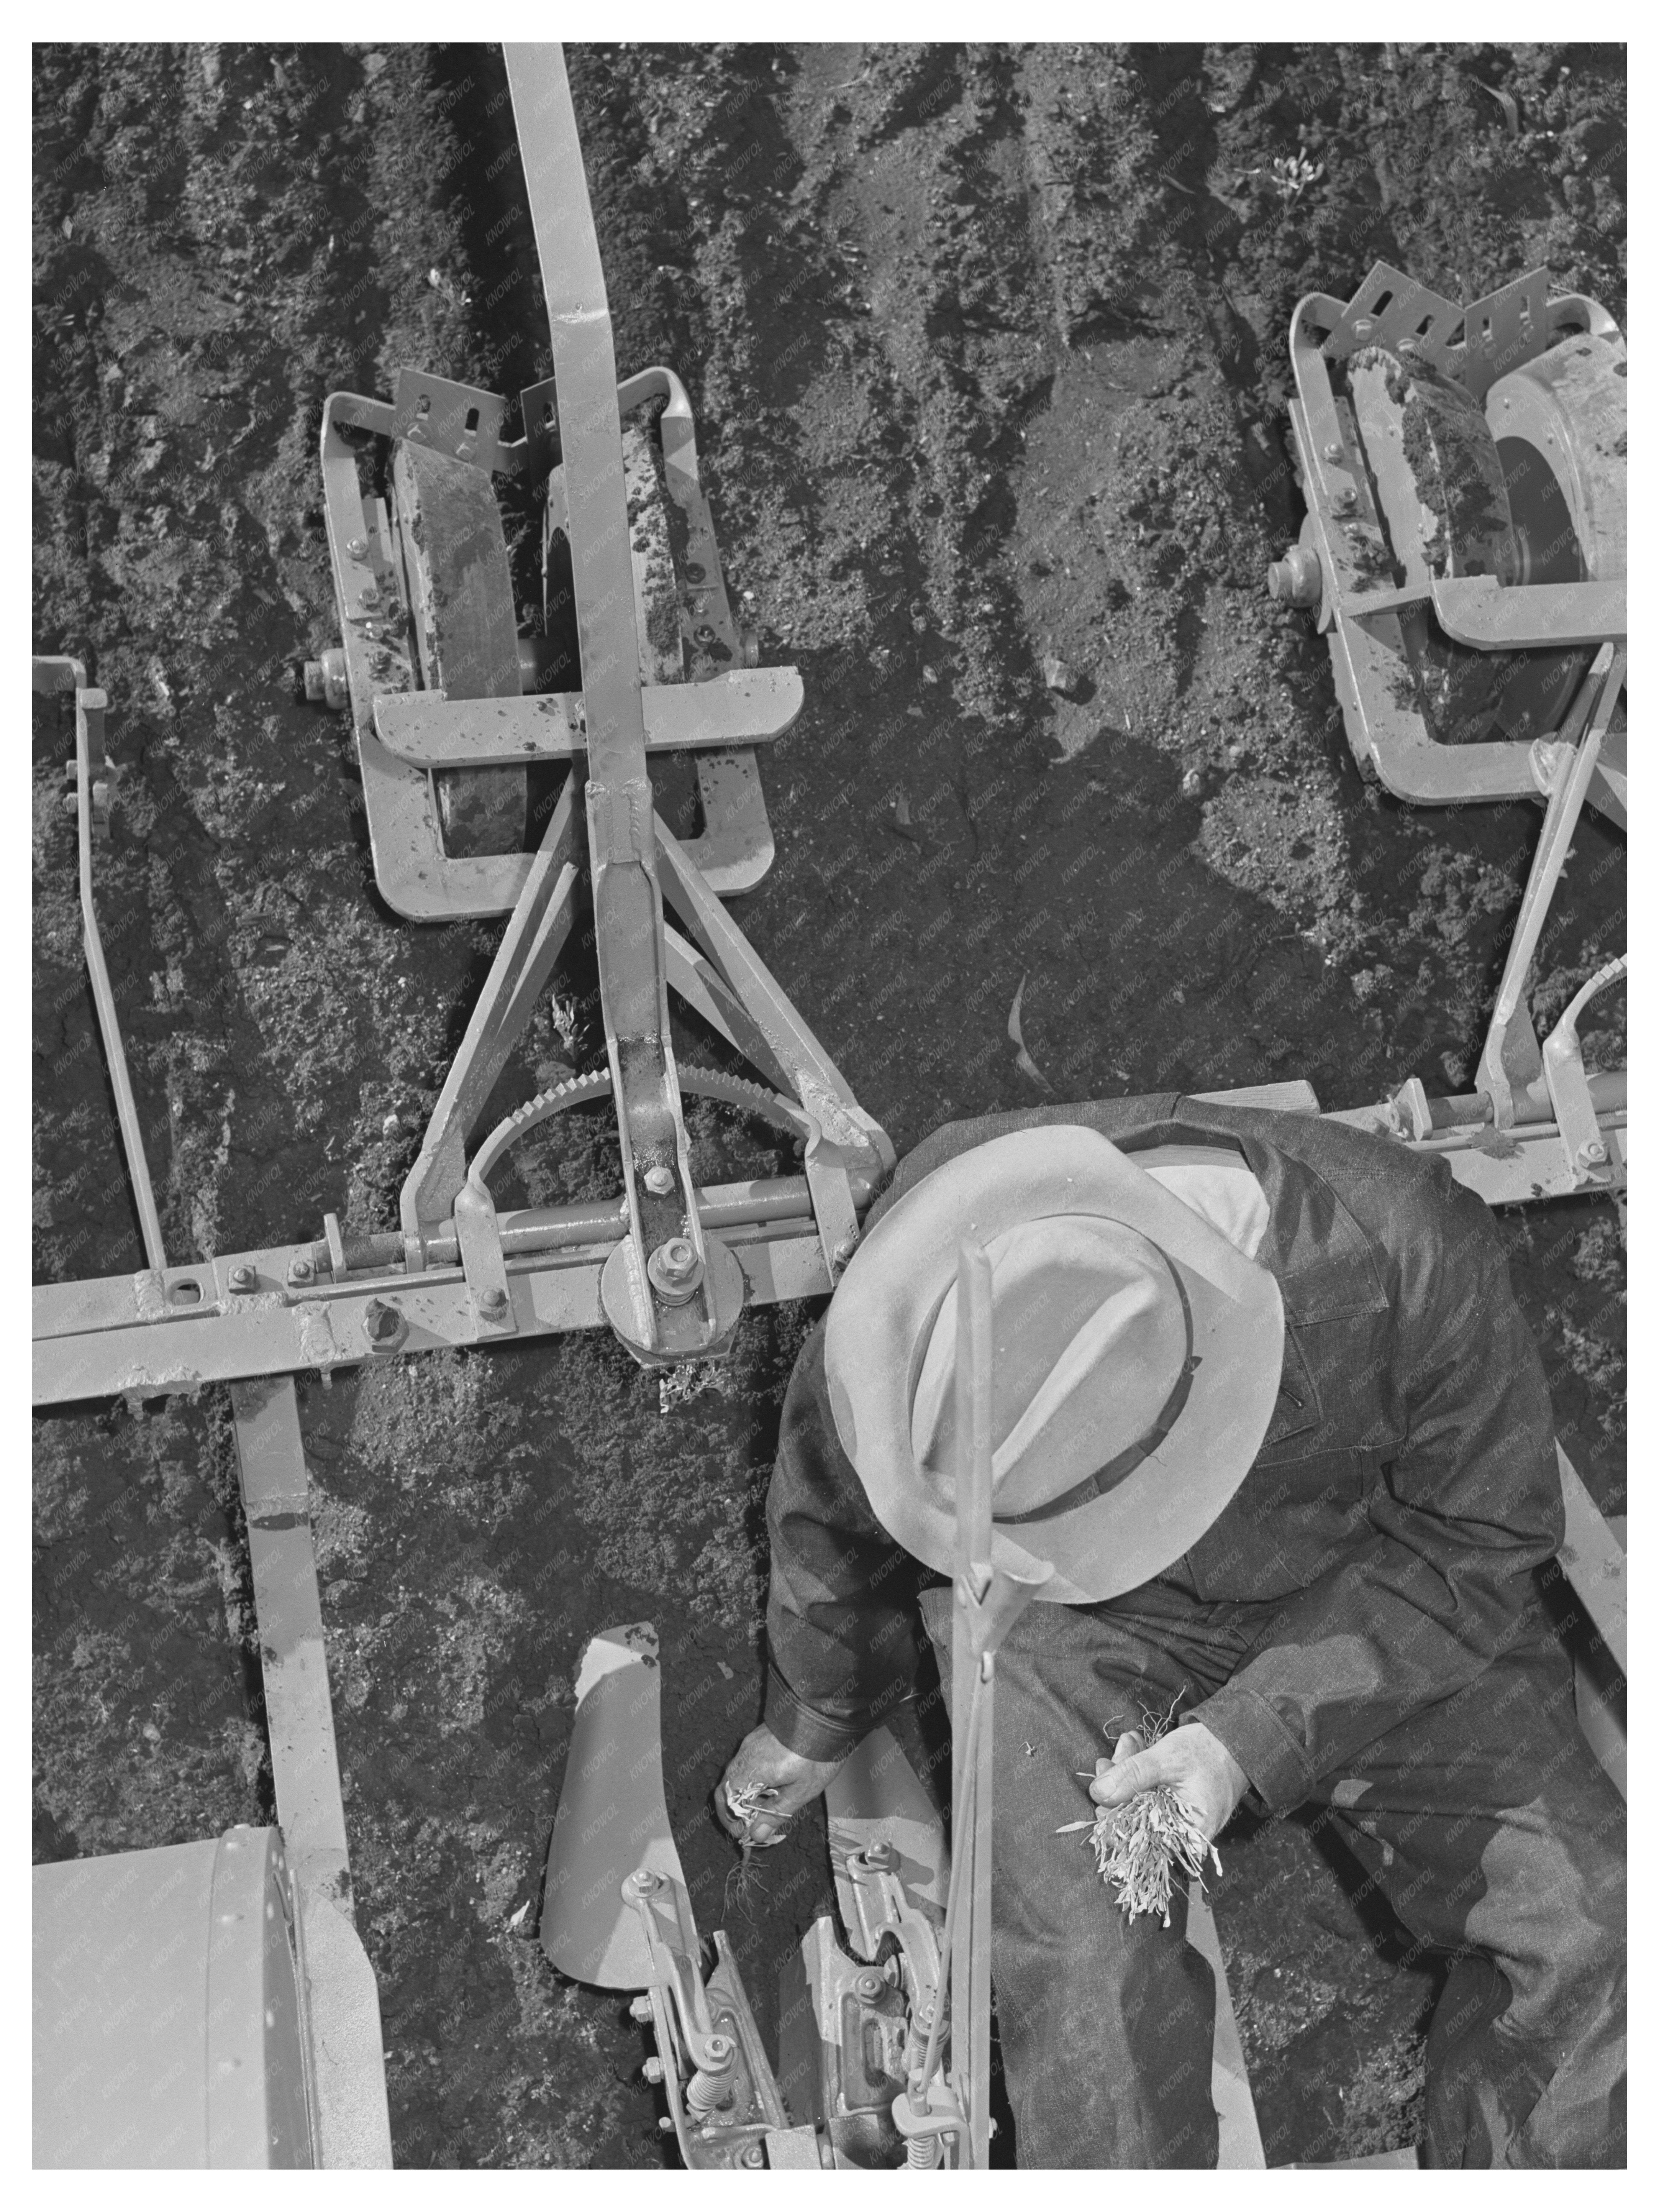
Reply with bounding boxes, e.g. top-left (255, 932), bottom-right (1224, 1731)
top-left (722, 1779), bottom-right (786, 1918)
top-left (1057, 1703), bottom-right (1221, 1928)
